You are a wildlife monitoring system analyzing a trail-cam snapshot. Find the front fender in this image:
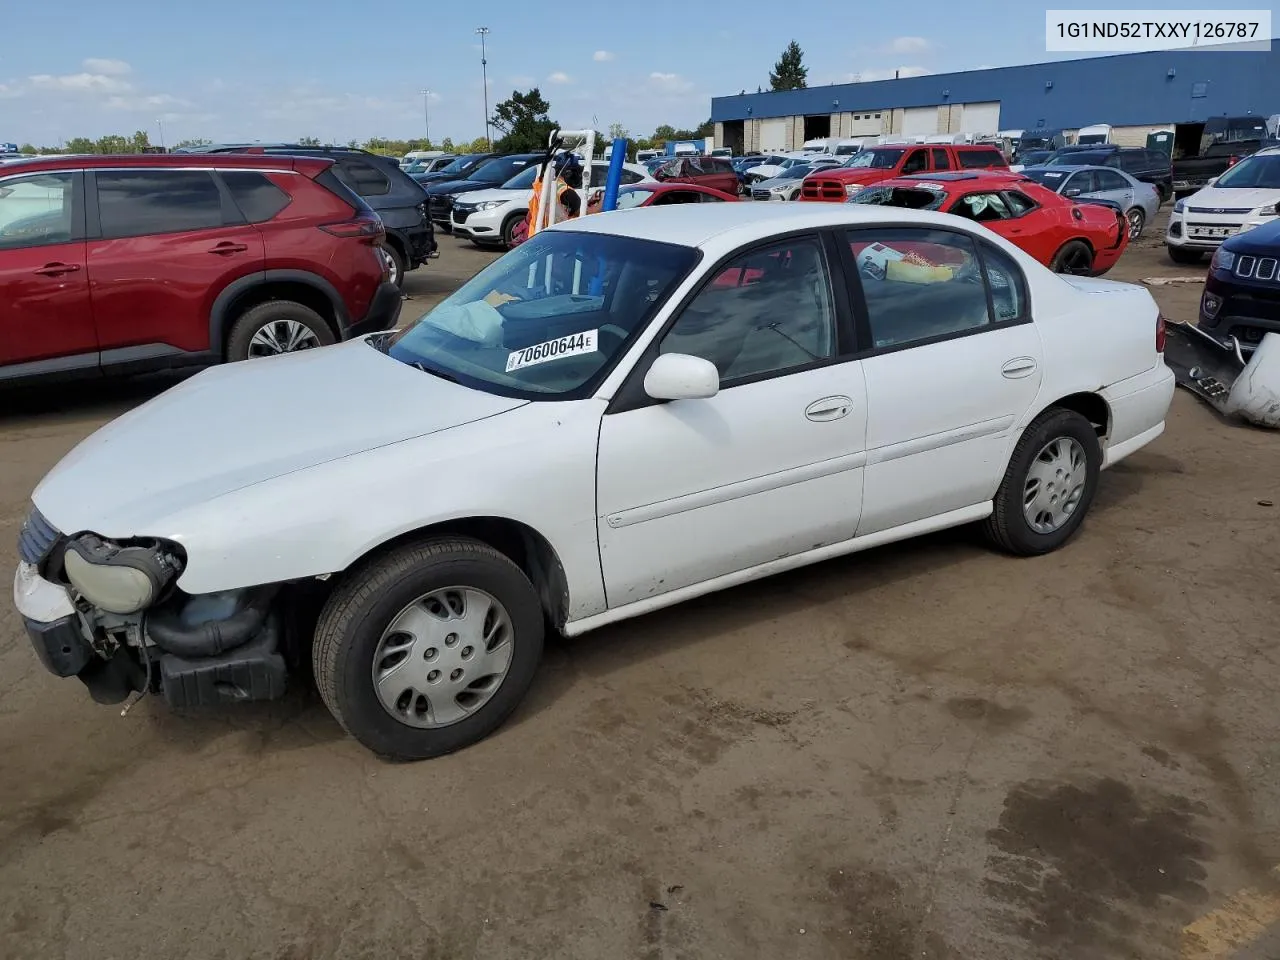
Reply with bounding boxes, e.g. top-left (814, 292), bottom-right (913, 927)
top-left (159, 400), bottom-right (609, 621)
